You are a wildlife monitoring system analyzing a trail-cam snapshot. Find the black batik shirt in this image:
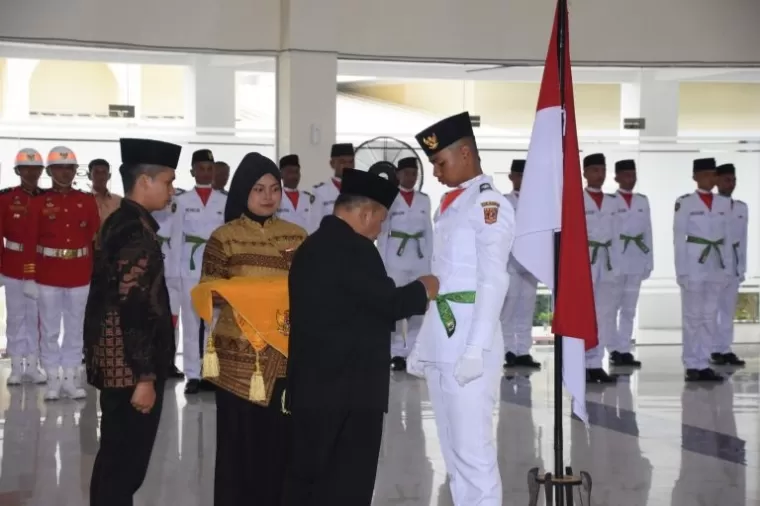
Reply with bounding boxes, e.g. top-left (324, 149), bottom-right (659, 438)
top-left (84, 199), bottom-right (174, 389)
